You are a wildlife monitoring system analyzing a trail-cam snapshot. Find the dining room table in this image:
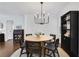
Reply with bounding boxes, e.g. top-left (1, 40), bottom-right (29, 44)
top-left (24, 35), bottom-right (53, 57)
